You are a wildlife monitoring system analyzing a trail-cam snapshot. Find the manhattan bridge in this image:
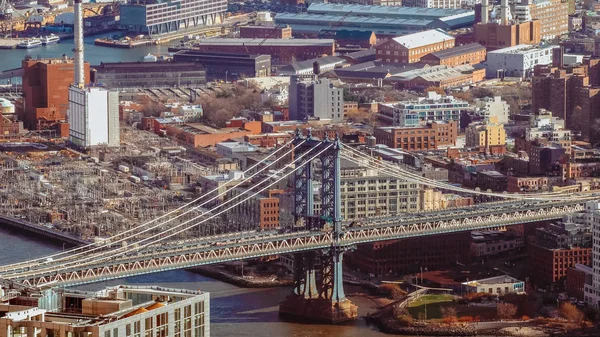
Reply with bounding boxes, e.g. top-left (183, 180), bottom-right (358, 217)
top-left (0, 130), bottom-right (596, 322)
